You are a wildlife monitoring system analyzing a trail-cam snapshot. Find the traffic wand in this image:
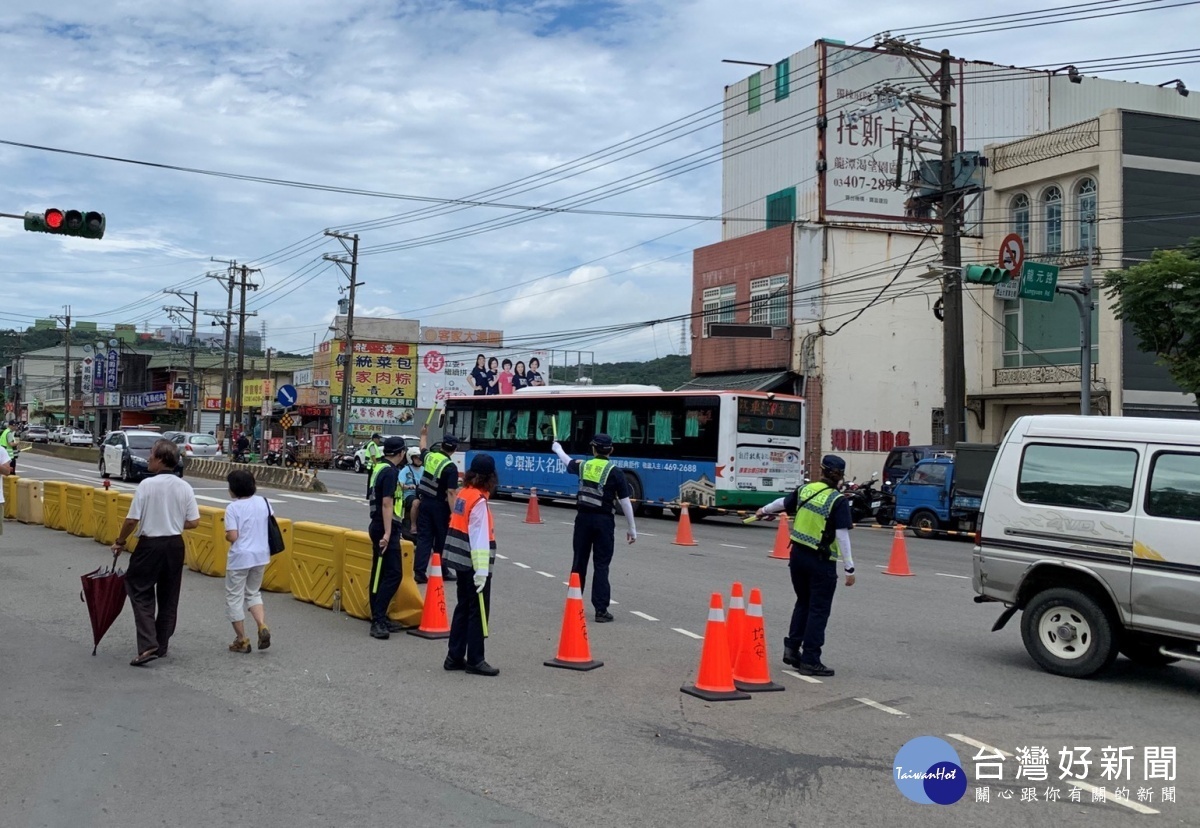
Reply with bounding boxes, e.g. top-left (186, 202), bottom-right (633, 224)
top-left (425, 405), bottom-right (438, 426)
top-left (742, 516), bottom-right (758, 524)
top-left (550, 415), bottom-right (557, 441)
top-left (478, 592), bottom-right (489, 638)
